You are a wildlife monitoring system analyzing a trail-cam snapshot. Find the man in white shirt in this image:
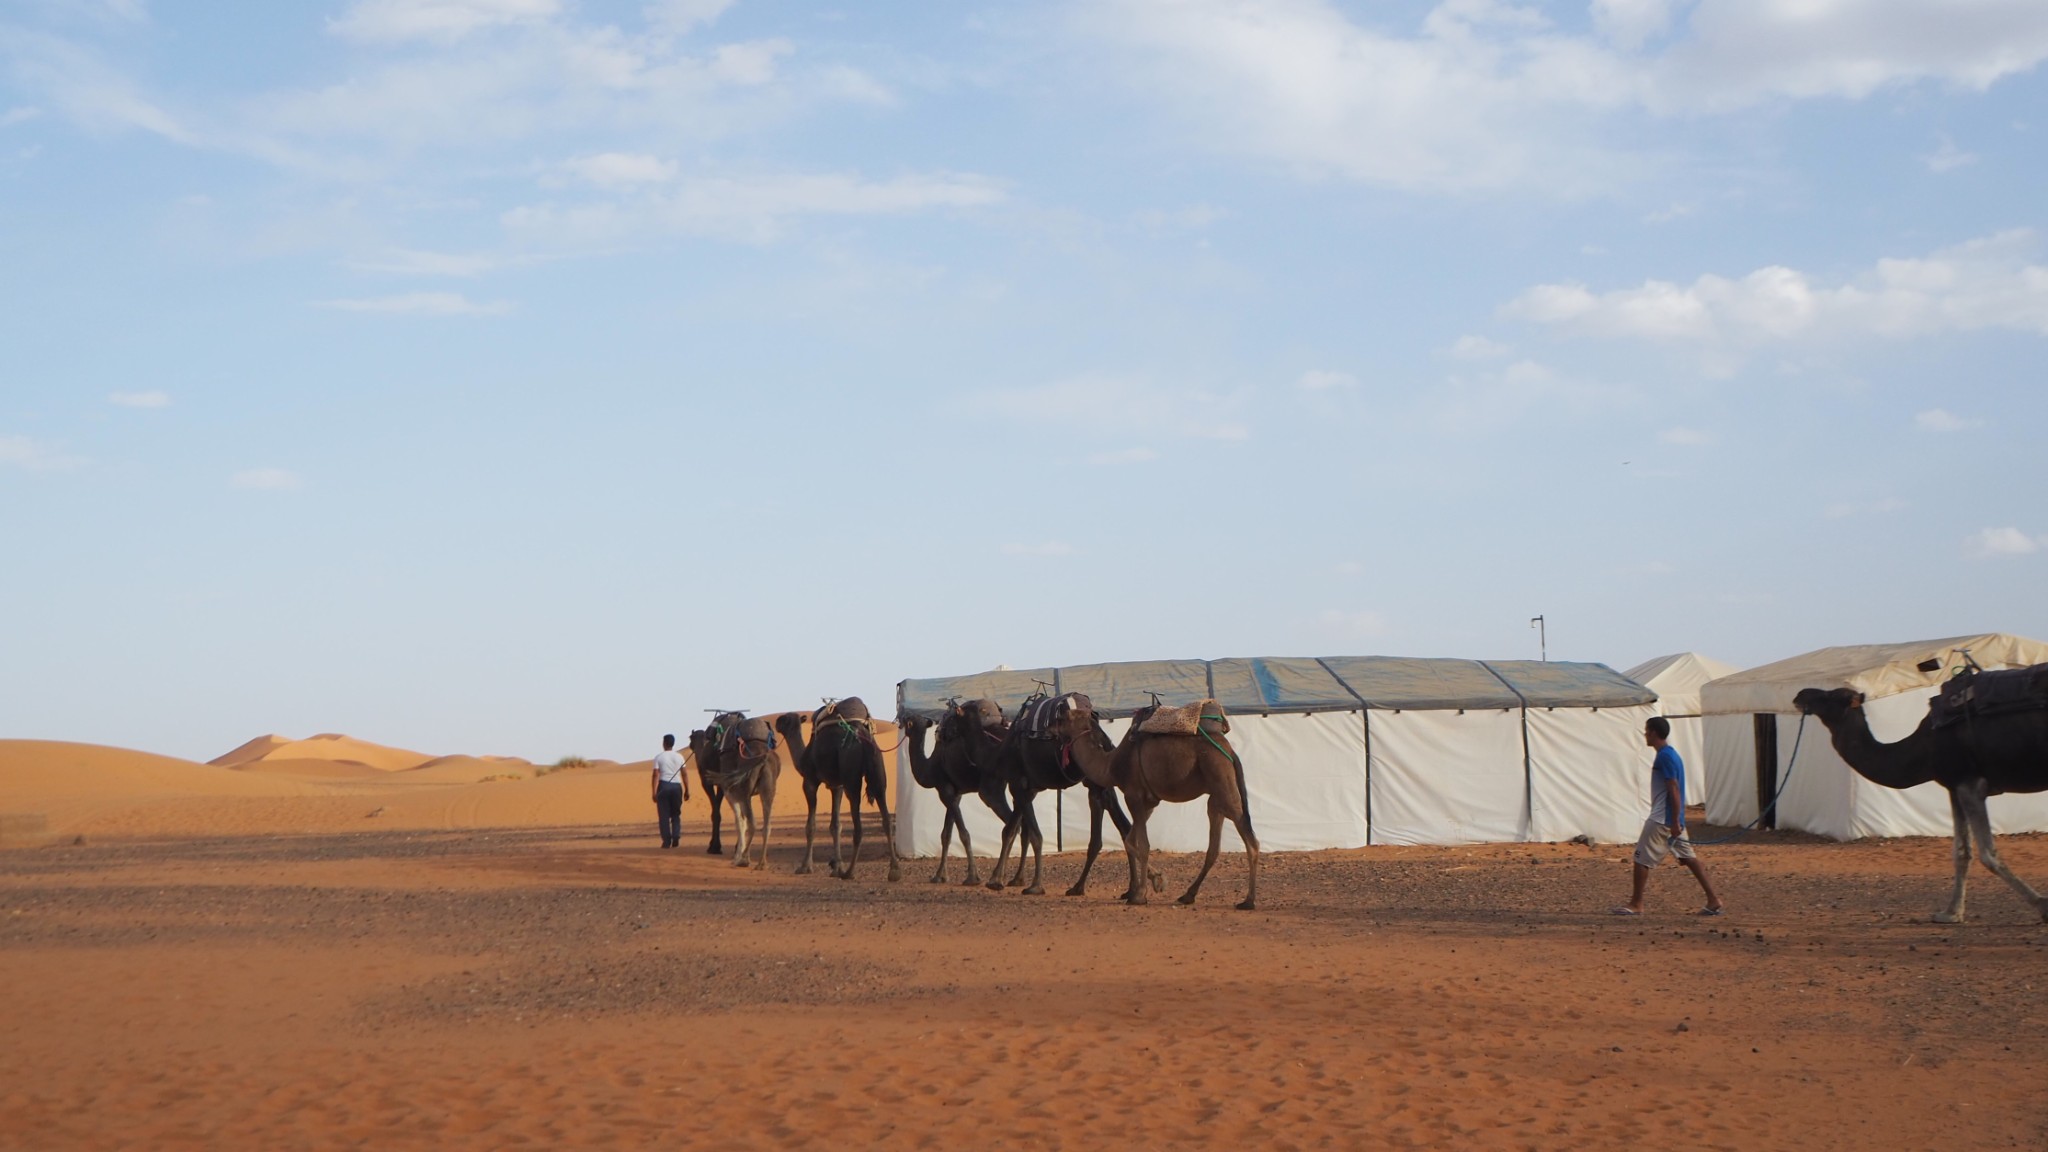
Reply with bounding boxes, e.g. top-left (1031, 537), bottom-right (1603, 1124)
top-left (652, 733), bottom-right (691, 849)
